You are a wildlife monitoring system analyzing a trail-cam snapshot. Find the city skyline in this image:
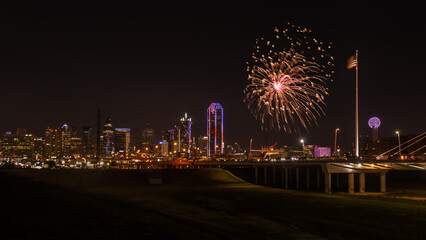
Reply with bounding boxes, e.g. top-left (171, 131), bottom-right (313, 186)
top-left (1, 2), bottom-right (425, 150)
